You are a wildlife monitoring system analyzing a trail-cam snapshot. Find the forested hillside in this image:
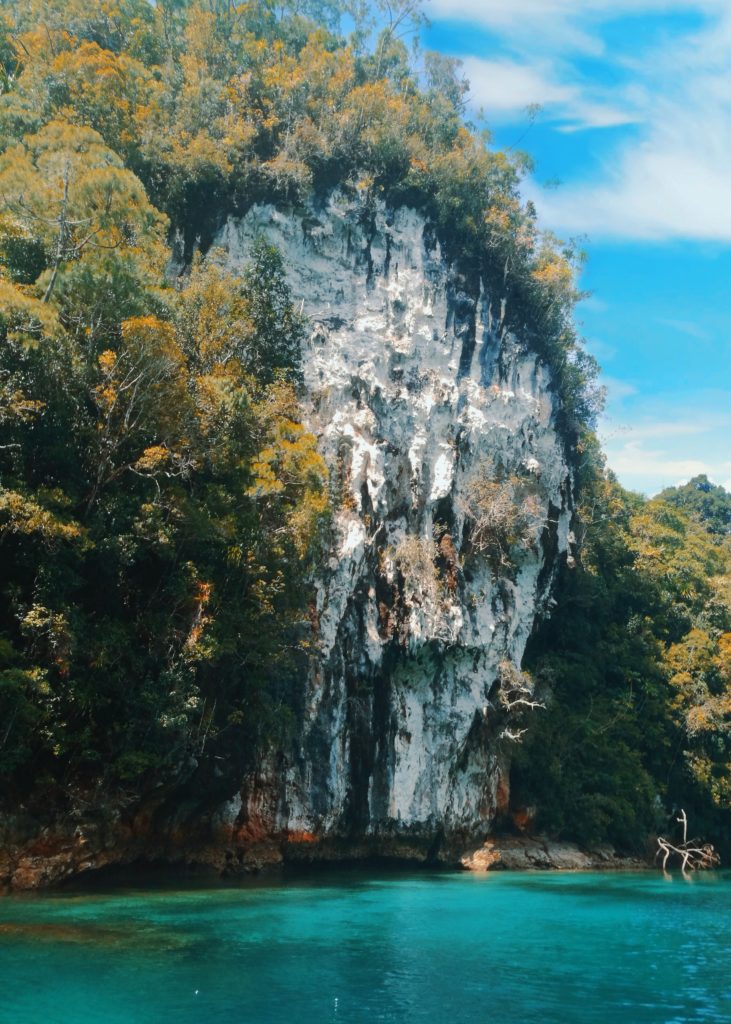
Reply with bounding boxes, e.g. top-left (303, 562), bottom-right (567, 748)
top-left (514, 472), bottom-right (731, 854)
top-left (0, 0), bottom-right (728, 863)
